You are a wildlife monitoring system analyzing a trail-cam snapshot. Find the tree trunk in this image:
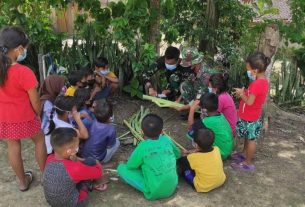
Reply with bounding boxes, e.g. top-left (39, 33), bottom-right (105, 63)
top-left (199, 0), bottom-right (218, 55)
top-left (258, 24), bottom-right (280, 134)
top-left (149, 0), bottom-right (160, 55)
